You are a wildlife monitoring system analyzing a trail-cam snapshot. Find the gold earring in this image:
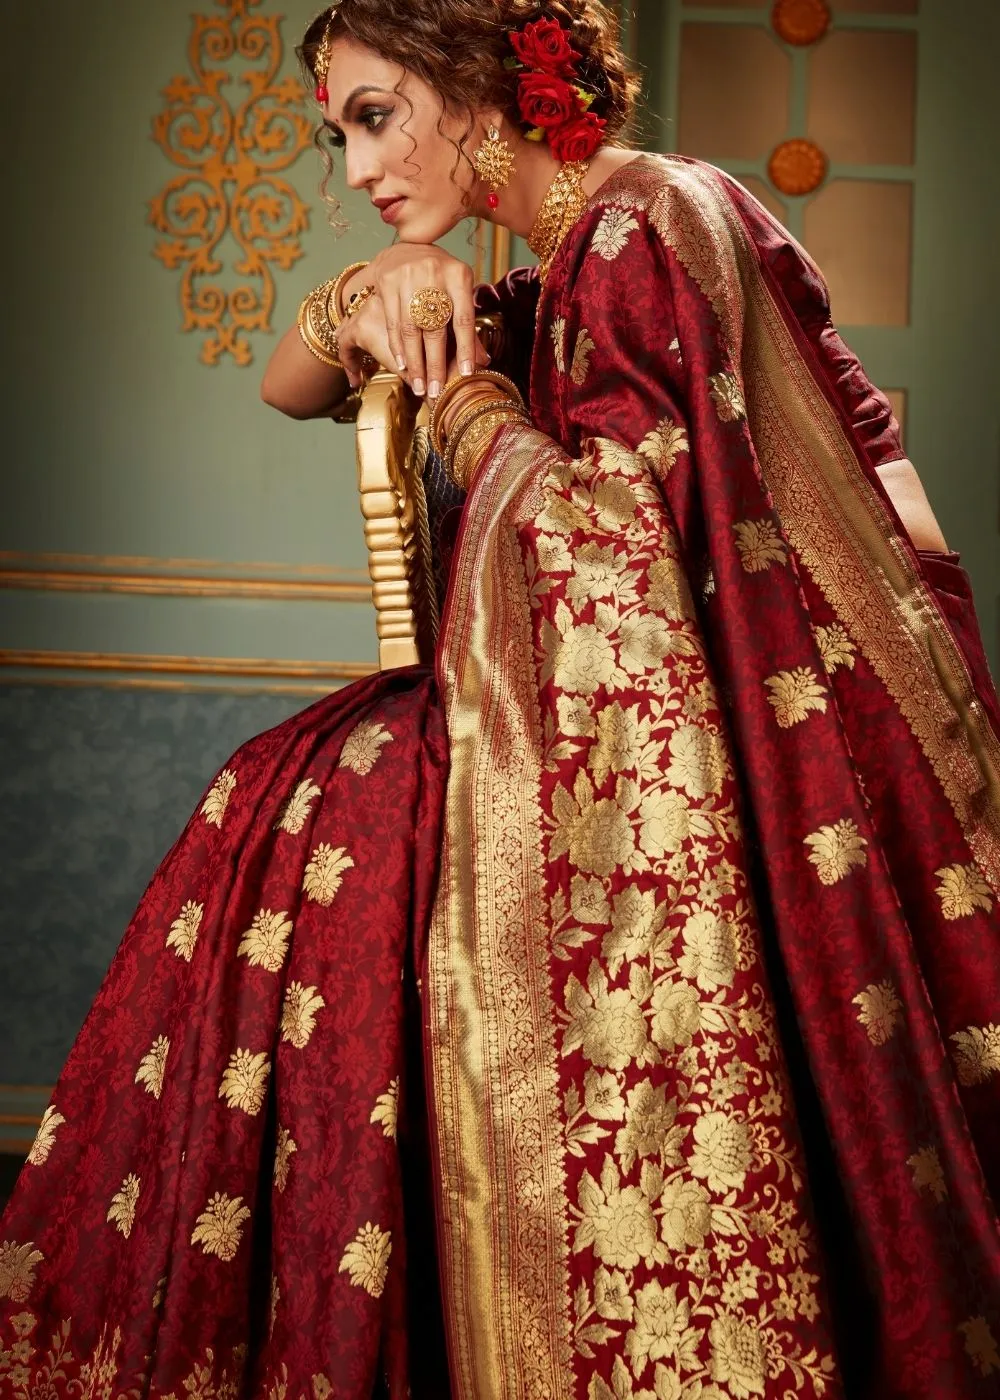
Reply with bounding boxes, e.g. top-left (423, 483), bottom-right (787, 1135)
top-left (472, 125), bottom-right (516, 211)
